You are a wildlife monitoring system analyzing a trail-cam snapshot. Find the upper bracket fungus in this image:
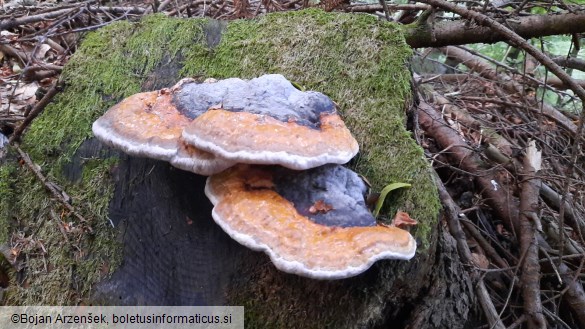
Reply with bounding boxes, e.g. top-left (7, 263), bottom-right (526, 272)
top-left (205, 164), bottom-right (416, 280)
top-left (93, 74), bottom-right (358, 173)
